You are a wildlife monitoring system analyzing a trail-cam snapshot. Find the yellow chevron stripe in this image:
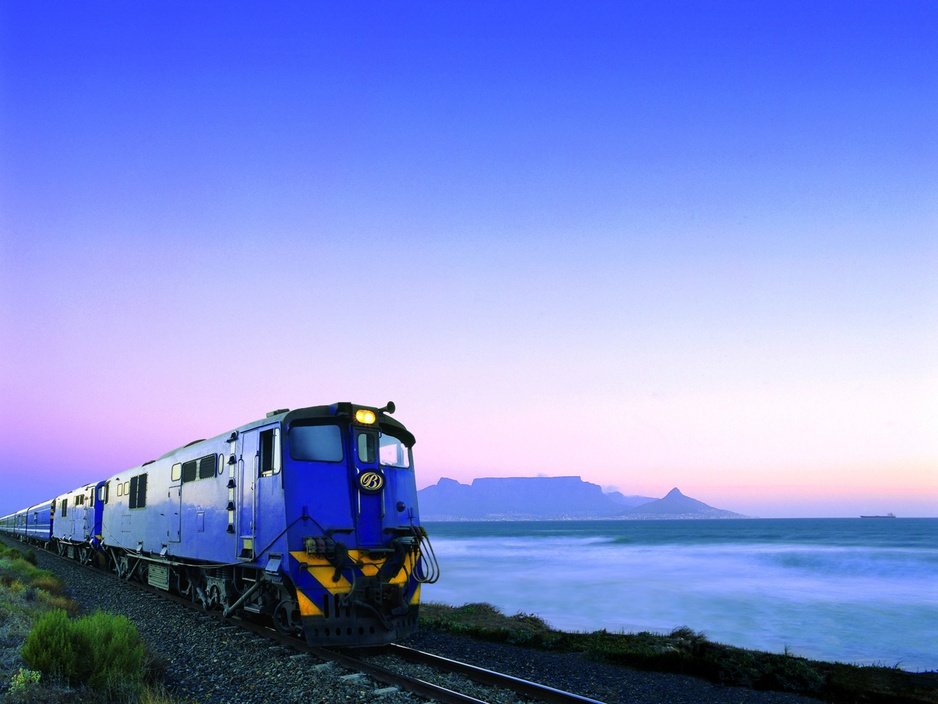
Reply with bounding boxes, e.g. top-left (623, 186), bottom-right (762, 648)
top-left (289, 551), bottom-right (331, 567)
top-left (348, 550), bottom-right (382, 577)
top-left (290, 551), bottom-right (352, 593)
top-left (290, 549), bottom-right (423, 595)
top-left (296, 589), bottom-right (322, 617)
top-left (307, 565), bottom-right (352, 592)
top-left (390, 551), bottom-right (417, 585)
